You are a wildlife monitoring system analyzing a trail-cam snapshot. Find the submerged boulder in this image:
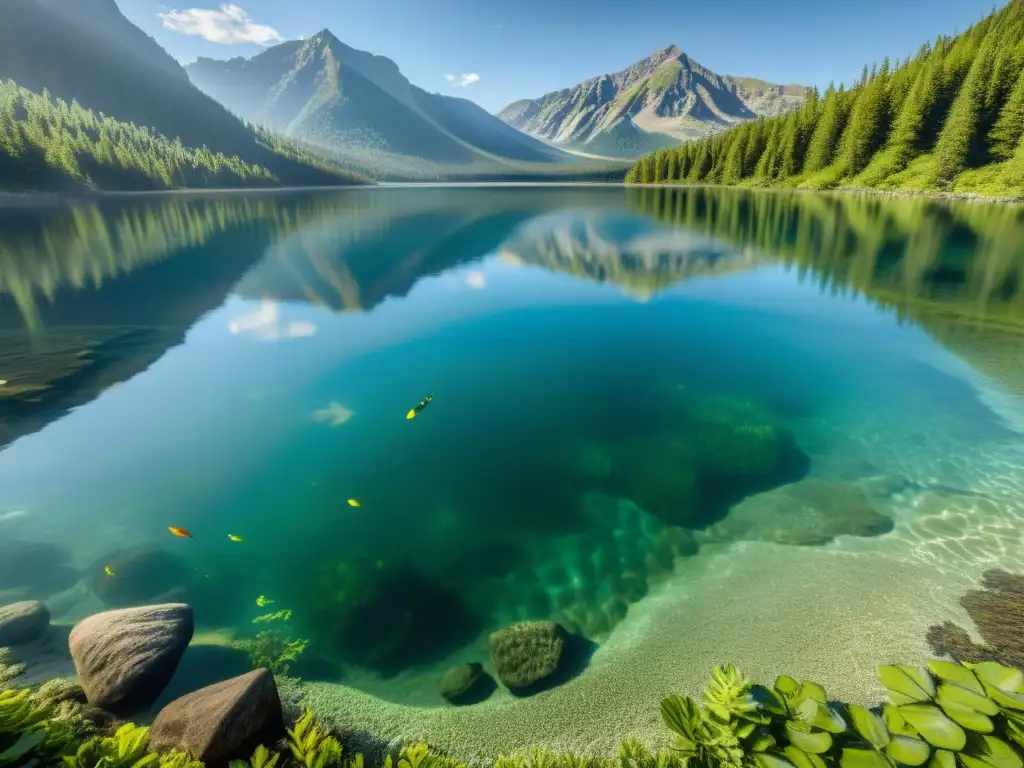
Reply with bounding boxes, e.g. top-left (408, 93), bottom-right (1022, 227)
top-left (69, 603), bottom-right (193, 715)
top-left (489, 620), bottom-right (566, 691)
top-left (89, 544), bottom-right (196, 607)
top-left (438, 661), bottom-right (493, 705)
top-left (0, 600), bottom-right (50, 646)
top-left (706, 477), bottom-right (894, 546)
top-left (149, 668), bottom-right (284, 764)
